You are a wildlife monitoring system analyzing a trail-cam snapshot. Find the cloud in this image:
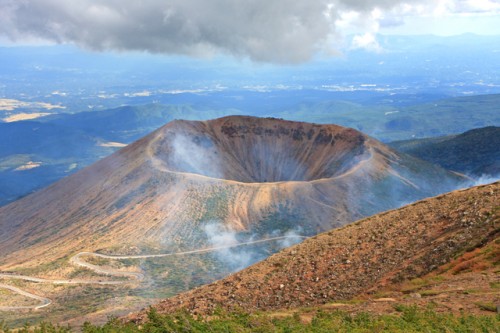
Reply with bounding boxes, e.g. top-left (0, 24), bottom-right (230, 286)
top-left (169, 132), bottom-right (223, 179)
top-left (203, 222), bottom-right (306, 272)
top-left (0, 0), bottom-right (333, 63)
top-left (351, 33), bottom-right (384, 52)
top-left (0, 1), bottom-right (498, 63)
top-left (276, 229), bottom-right (305, 248)
top-left (203, 222), bottom-right (254, 271)
top-left (434, 0), bottom-right (500, 15)
top-left (470, 174), bottom-right (500, 186)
